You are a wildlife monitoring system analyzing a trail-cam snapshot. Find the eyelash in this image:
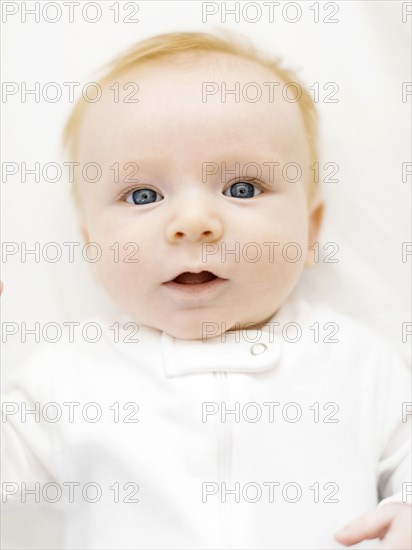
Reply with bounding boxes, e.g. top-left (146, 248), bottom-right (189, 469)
top-left (118, 178), bottom-right (268, 203)
top-left (223, 178), bottom-right (266, 195)
top-left (118, 185), bottom-right (160, 202)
